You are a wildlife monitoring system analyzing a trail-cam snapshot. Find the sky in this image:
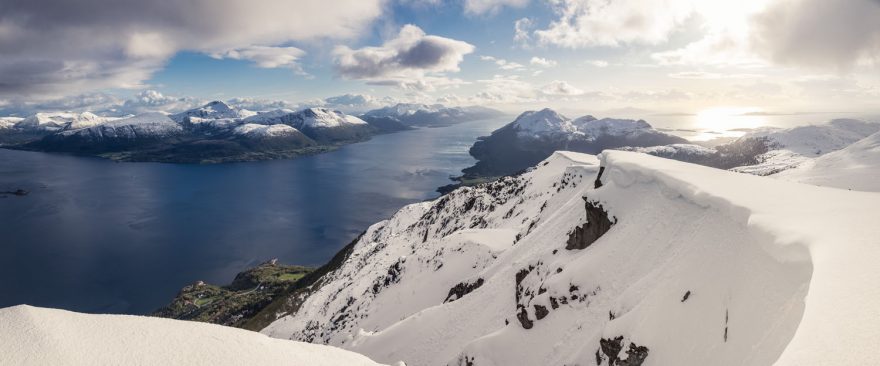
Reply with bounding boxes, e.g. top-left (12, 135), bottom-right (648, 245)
top-left (0, 0), bottom-right (878, 119)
